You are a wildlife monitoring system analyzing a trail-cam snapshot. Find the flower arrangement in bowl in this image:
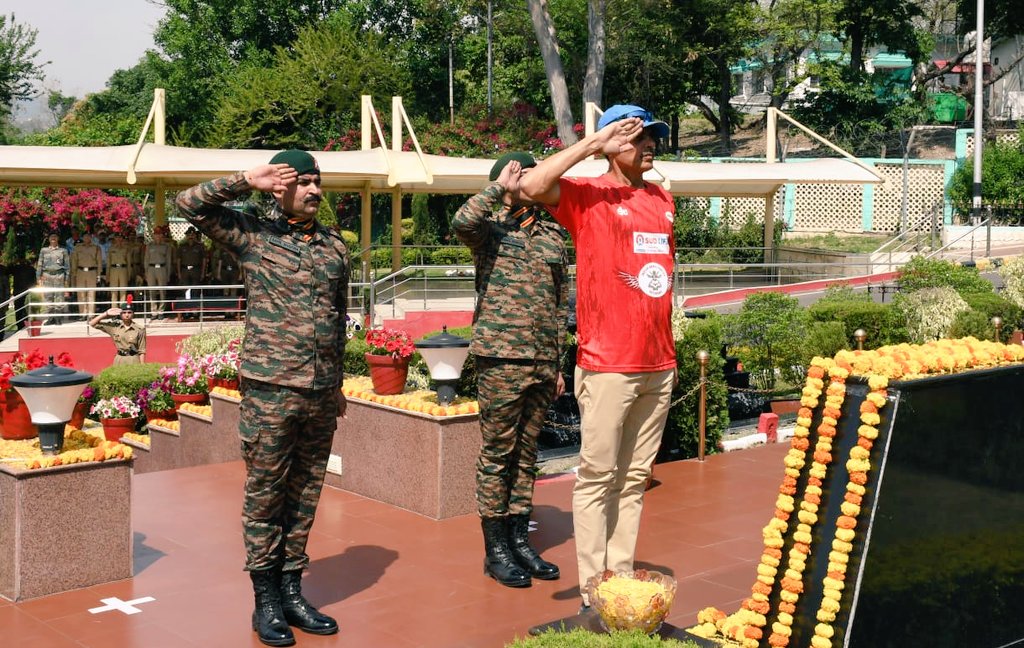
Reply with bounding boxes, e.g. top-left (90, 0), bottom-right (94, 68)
top-left (90, 396), bottom-right (141, 420)
top-left (365, 327), bottom-right (416, 360)
top-left (584, 569), bottom-right (677, 635)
